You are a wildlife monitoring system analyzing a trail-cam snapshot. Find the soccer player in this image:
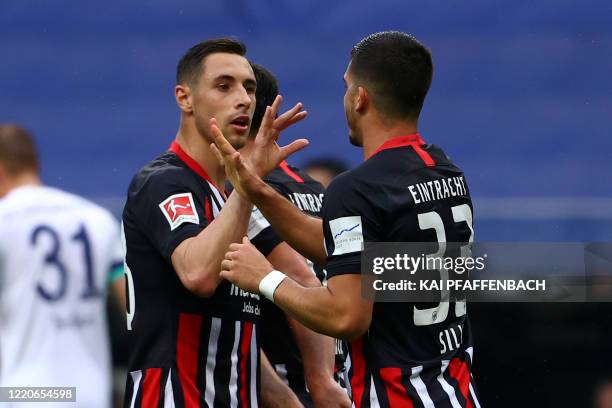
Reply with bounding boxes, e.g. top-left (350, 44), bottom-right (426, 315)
top-left (212, 32), bottom-right (481, 407)
top-left (0, 124), bottom-right (125, 407)
top-left (248, 63), bottom-right (350, 408)
top-left (121, 38), bottom-right (308, 407)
